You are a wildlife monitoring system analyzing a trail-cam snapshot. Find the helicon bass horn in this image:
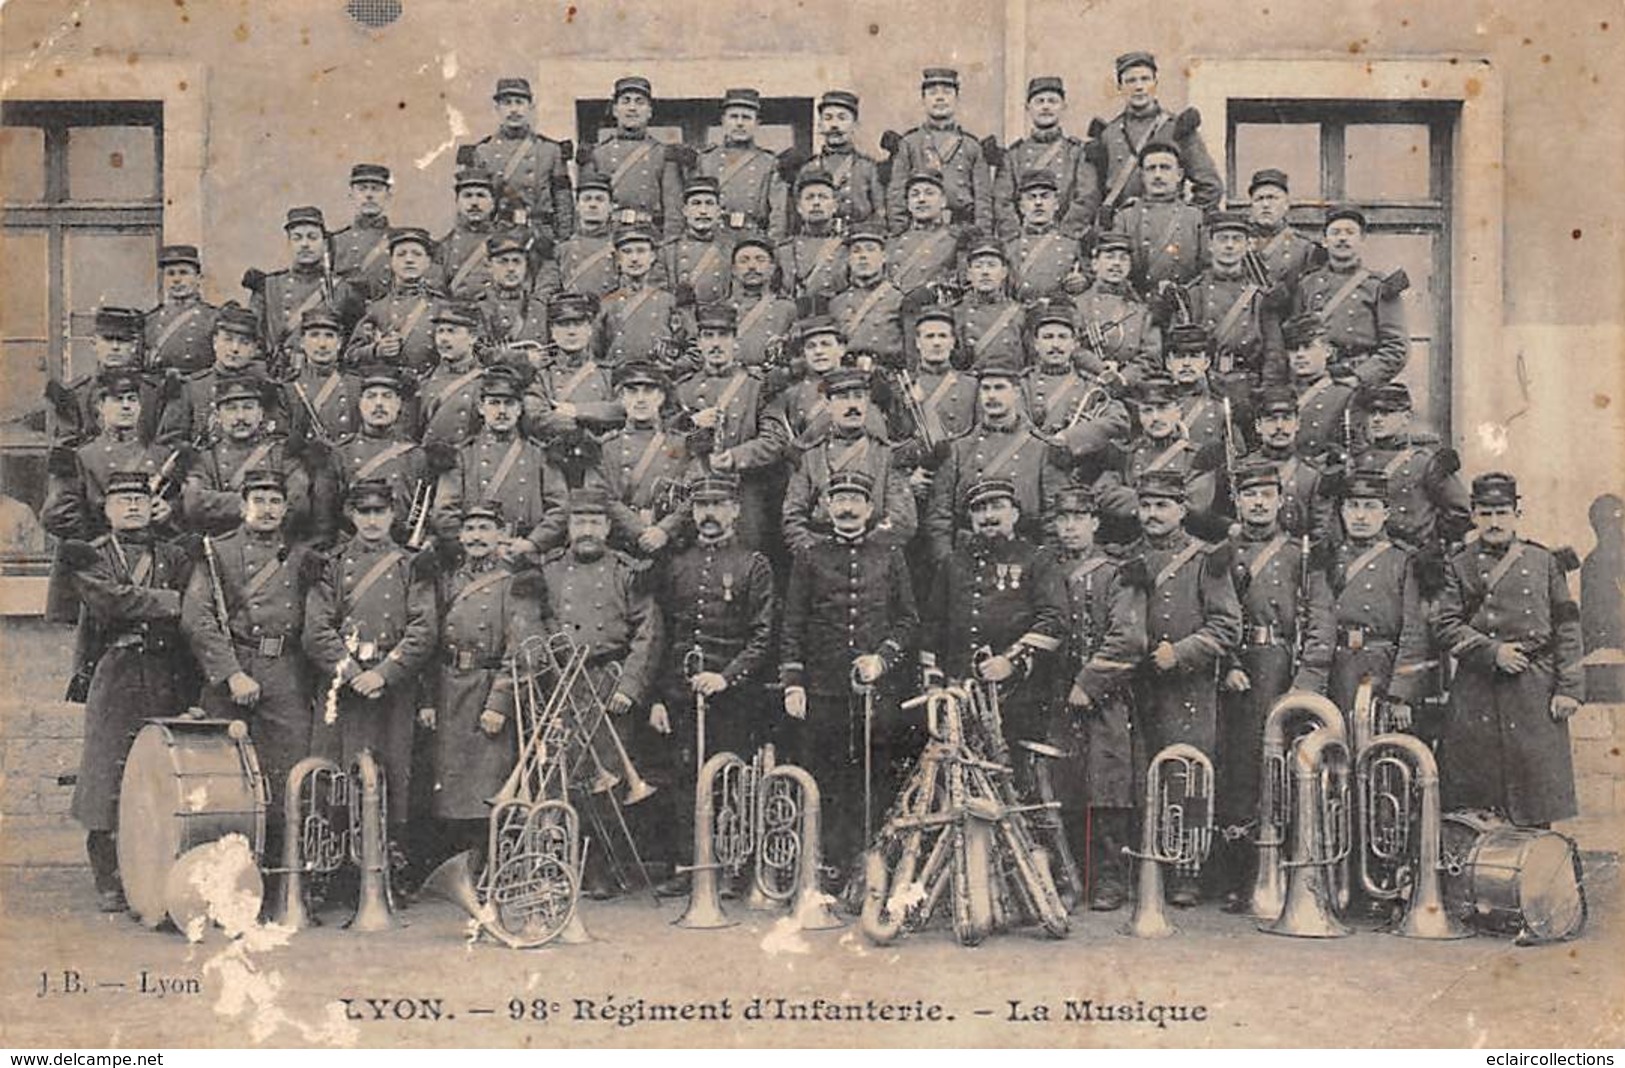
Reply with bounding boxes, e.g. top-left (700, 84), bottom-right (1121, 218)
top-left (1356, 732), bottom-right (1469, 940)
top-left (675, 745), bottom-right (841, 932)
top-left (1122, 743), bottom-right (1214, 939)
top-left (268, 749), bottom-right (395, 931)
top-left (1251, 692), bottom-right (1348, 921)
top-left (1260, 726), bottom-right (1352, 939)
